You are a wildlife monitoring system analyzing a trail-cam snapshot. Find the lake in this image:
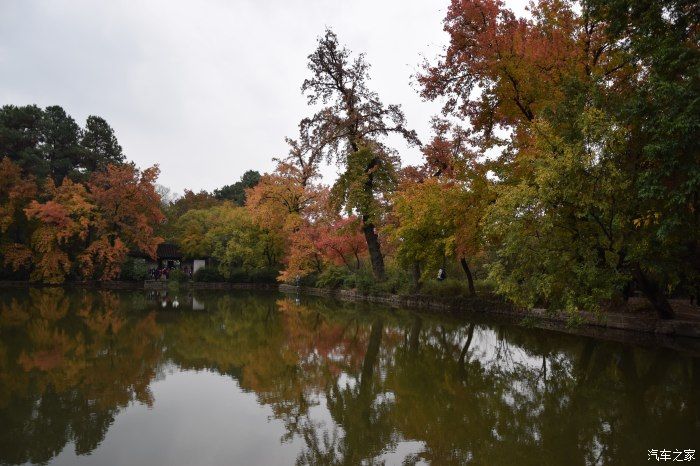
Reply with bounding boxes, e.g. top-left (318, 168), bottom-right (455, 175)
top-left (0, 288), bottom-right (698, 465)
